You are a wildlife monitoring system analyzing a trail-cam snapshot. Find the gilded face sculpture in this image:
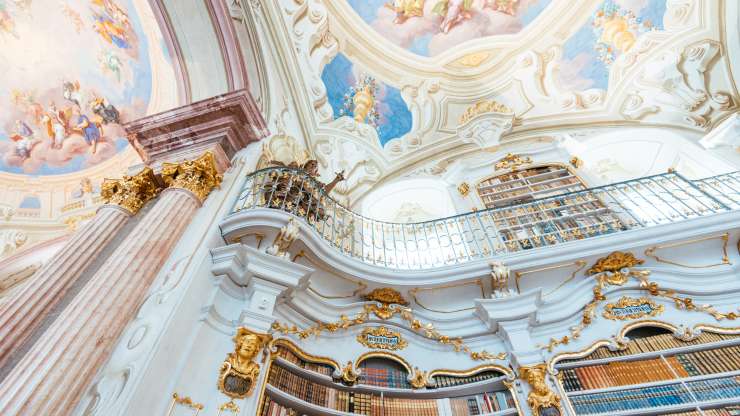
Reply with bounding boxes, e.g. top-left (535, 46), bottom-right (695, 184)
top-left (237, 333), bottom-right (260, 361)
